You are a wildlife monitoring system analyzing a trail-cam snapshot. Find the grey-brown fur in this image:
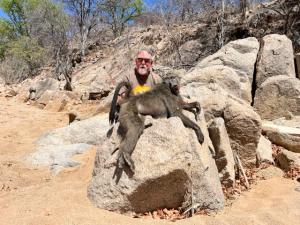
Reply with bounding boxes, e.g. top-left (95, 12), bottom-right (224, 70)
top-left (109, 81), bottom-right (131, 125)
top-left (115, 76), bottom-right (204, 173)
